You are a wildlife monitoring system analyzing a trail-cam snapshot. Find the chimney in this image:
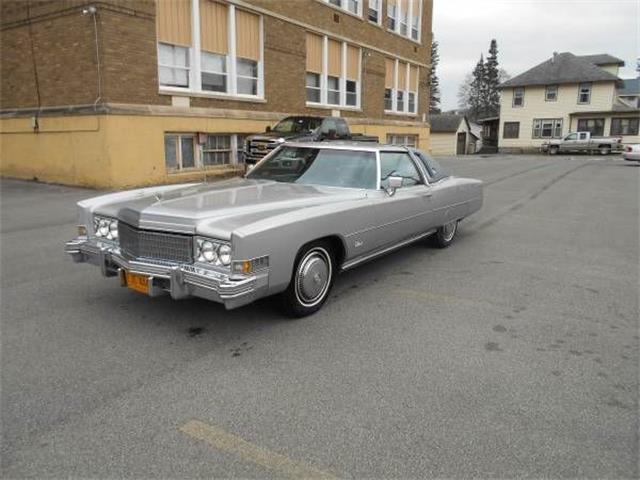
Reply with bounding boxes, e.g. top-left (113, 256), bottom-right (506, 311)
top-left (551, 52), bottom-right (558, 64)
